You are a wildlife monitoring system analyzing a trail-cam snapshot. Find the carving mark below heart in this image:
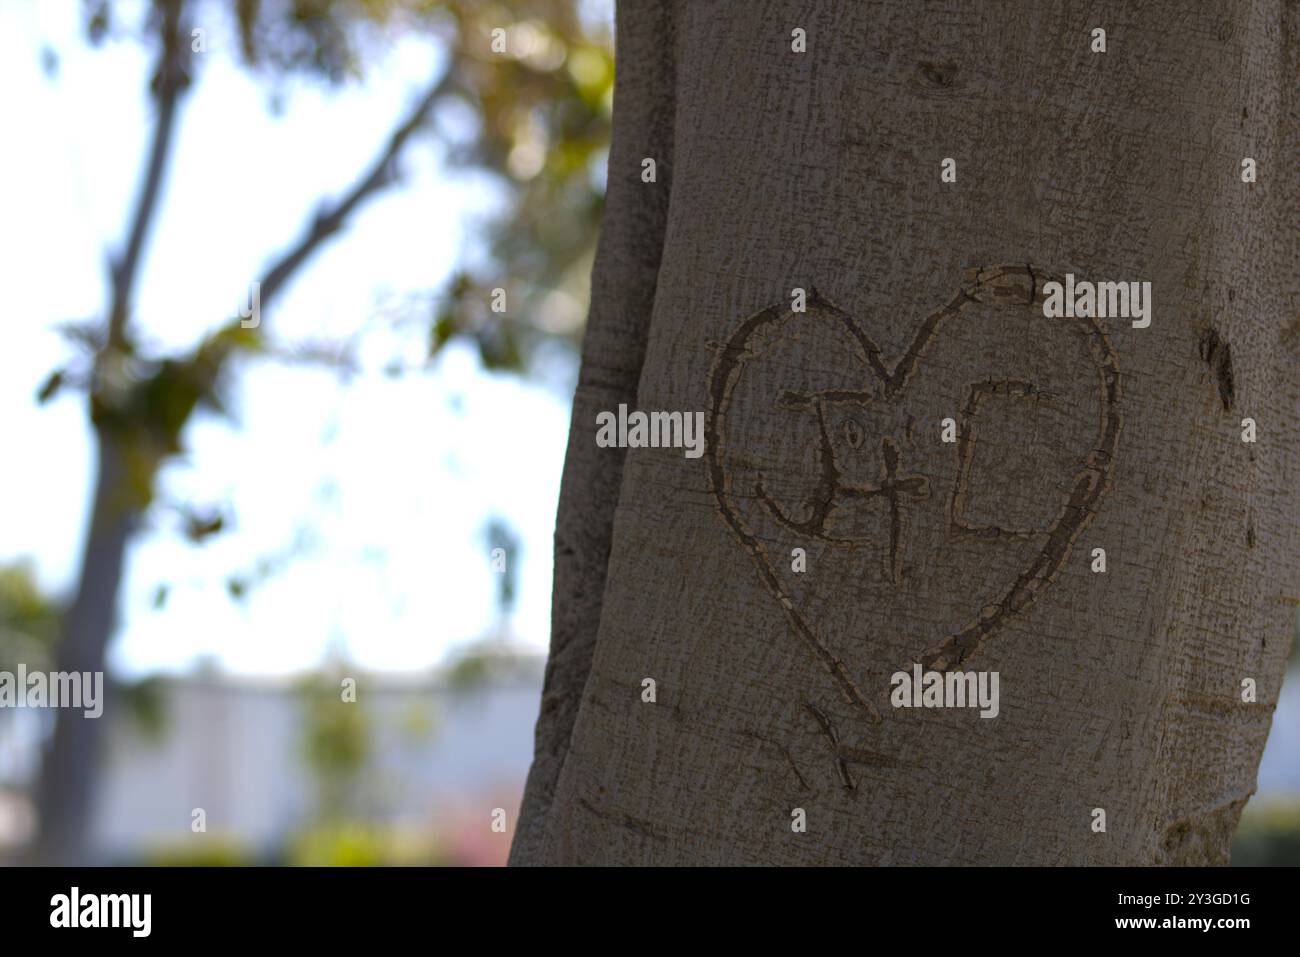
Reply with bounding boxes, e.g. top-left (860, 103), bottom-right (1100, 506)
top-left (706, 265), bottom-right (1122, 719)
